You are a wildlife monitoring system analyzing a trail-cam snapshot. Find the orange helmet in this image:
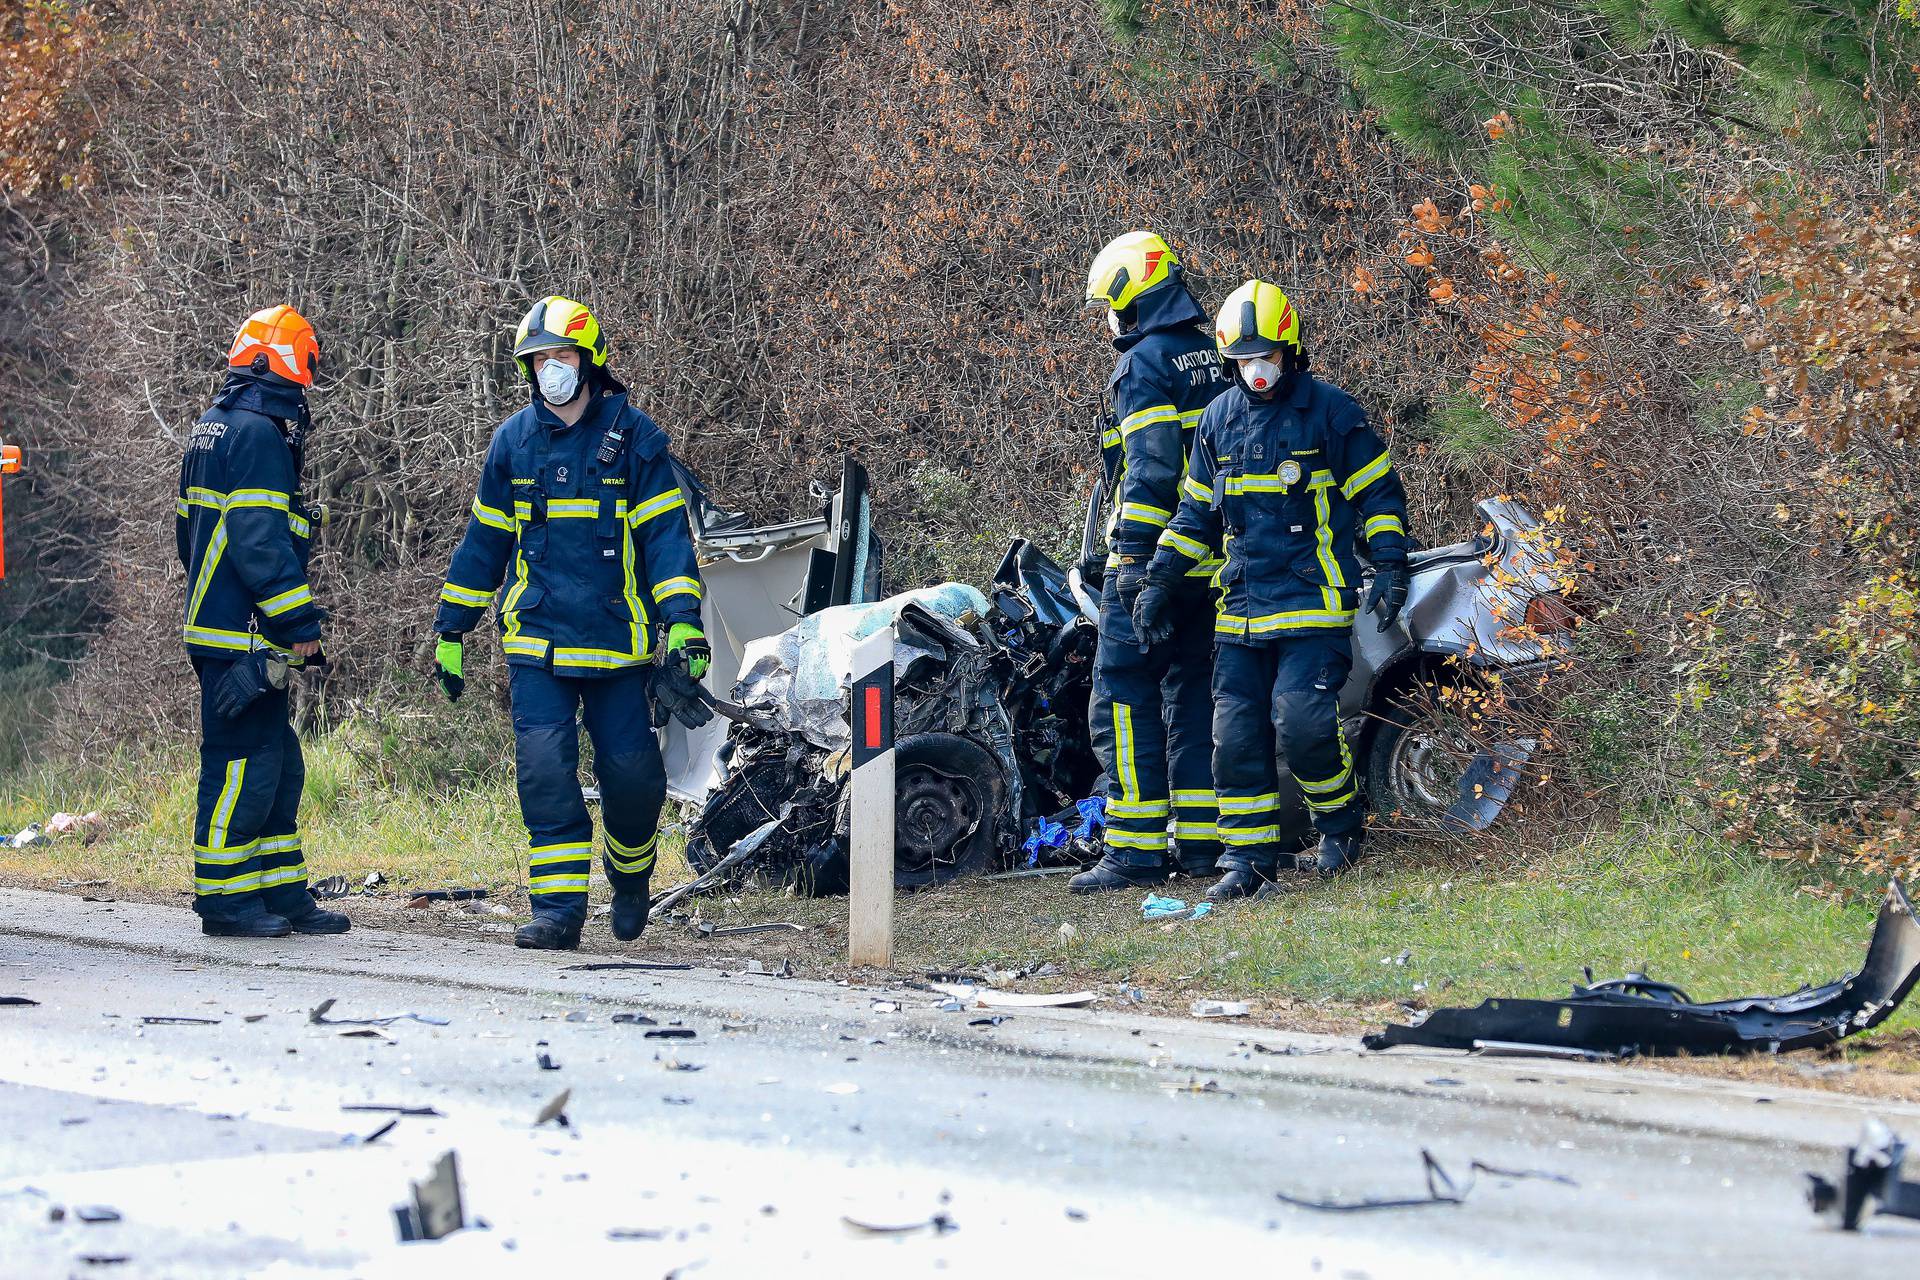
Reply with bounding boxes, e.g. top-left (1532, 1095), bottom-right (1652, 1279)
top-left (228, 304), bottom-right (320, 388)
